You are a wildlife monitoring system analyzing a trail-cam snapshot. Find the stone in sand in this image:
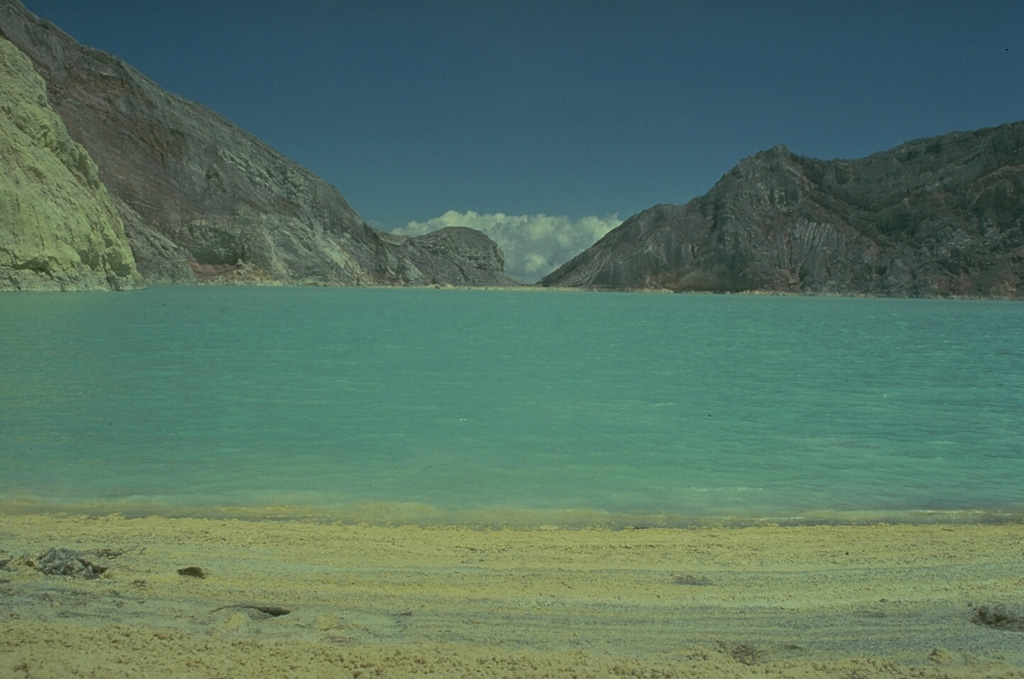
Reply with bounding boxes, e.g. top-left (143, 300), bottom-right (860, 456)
top-left (972, 604), bottom-right (1024, 632)
top-left (28, 548), bottom-right (107, 578)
